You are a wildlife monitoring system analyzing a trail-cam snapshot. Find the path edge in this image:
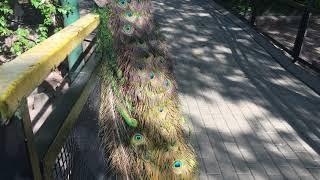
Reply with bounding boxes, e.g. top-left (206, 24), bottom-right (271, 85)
top-left (209, 0), bottom-right (320, 95)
